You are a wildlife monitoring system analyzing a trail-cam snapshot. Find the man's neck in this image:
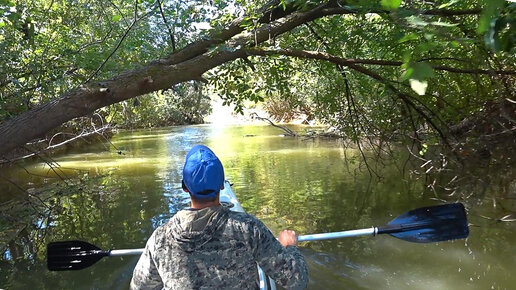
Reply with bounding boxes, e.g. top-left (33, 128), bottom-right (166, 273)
top-left (190, 199), bottom-right (220, 209)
